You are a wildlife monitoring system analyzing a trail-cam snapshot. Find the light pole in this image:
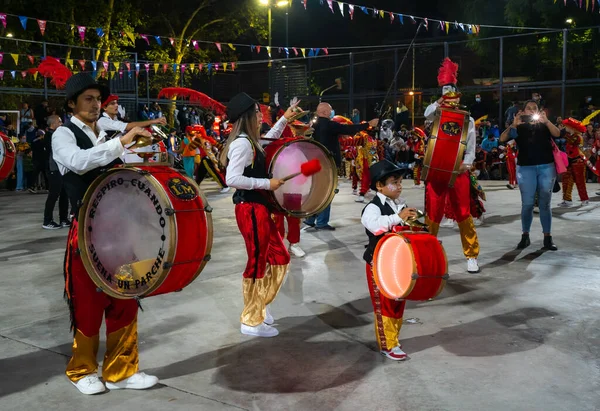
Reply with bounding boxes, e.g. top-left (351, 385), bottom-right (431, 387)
top-left (259, 0), bottom-right (290, 99)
